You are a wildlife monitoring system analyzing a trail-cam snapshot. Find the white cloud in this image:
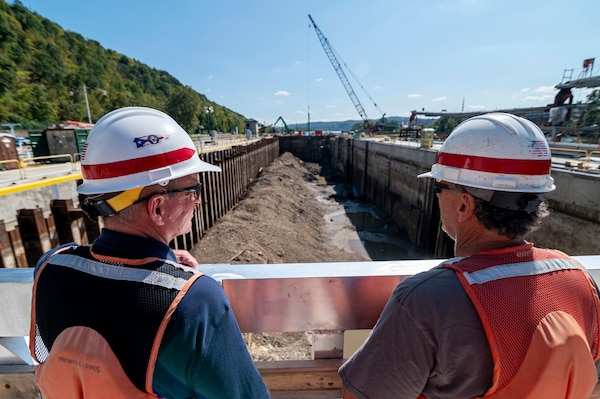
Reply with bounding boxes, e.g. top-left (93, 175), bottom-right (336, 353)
top-left (468, 105), bottom-right (486, 111)
top-left (408, 93), bottom-right (422, 98)
top-left (315, 77), bottom-right (324, 82)
top-left (535, 85), bottom-right (556, 94)
top-left (432, 96), bottom-right (447, 102)
top-left (275, 90), bottom-right (290, 96)
top-left (524, 94), bottom-right (554, 102)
